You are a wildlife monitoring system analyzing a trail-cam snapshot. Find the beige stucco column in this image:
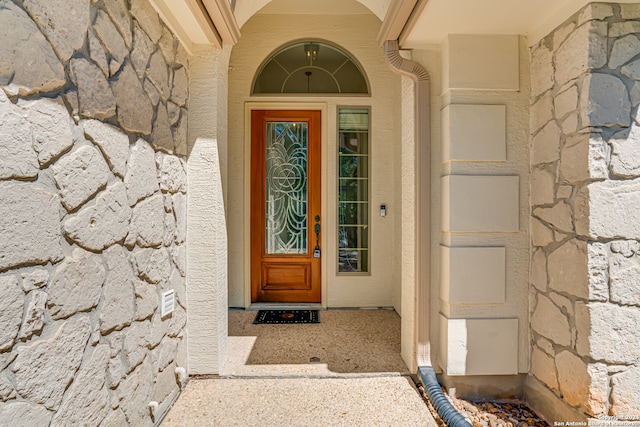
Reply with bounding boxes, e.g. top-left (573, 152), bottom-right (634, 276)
top-left (186, 45), bottom-right (231, 374)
